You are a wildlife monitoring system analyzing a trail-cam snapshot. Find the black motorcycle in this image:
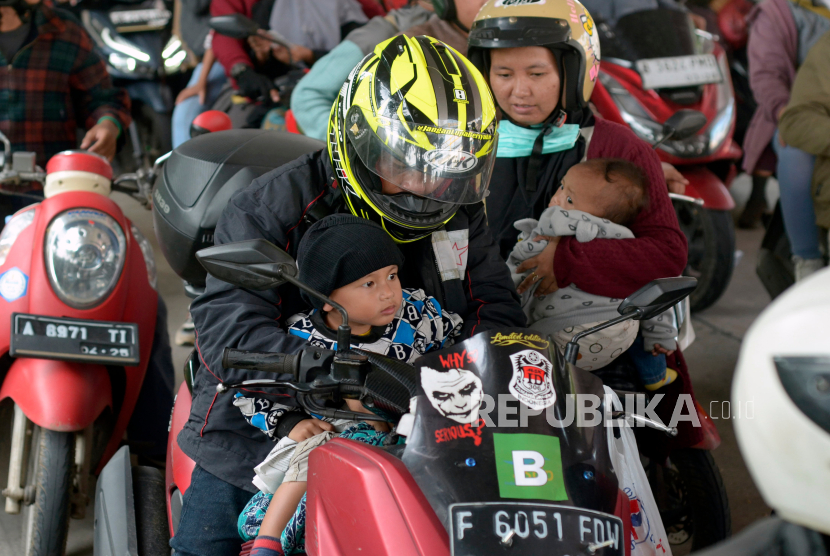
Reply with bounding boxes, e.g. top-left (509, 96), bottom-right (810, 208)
top-left (79, 0), bottom-right (188, 169)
